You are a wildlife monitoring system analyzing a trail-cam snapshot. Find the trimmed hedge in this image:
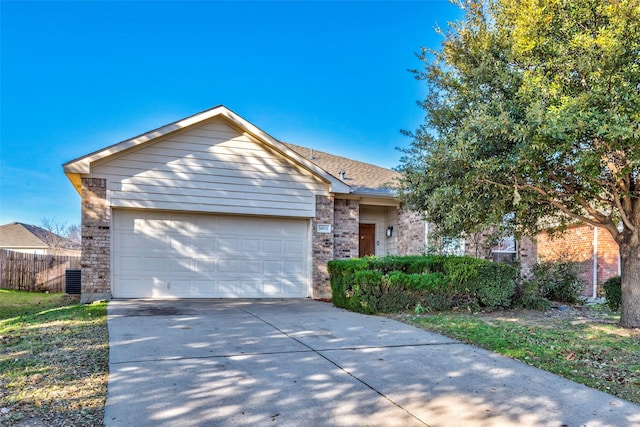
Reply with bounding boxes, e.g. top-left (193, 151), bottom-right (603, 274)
top-left (328, 255), bottom-right (517, 314)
